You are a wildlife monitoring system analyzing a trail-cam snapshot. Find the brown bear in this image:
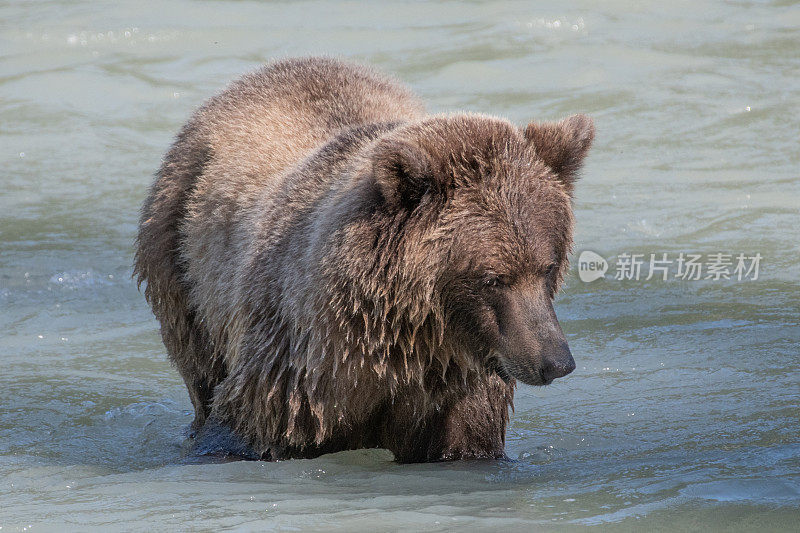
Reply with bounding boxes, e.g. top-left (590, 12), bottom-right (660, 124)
top-left (135, 56), bottom-right (593, 462)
